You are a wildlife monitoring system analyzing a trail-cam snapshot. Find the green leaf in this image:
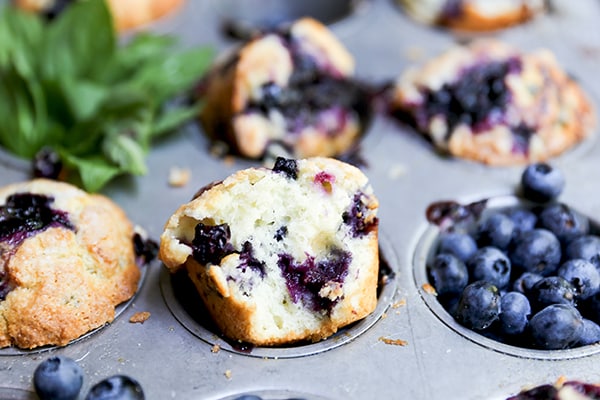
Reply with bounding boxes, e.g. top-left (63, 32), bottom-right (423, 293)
top-left (39, 0), bottom-right (115, 79)
top-left (60, 78), bottom-right (109, 122)
top-left (60, 152), bottom-right (122, 193)
top-left (0, 8), bottom-right (44, 76)
top-left (128, 47), bottom-right (215, 104)
top-left (102, 134), bottom-right (148, 175)
top-left (151, 102), bottom-right (203, 137)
